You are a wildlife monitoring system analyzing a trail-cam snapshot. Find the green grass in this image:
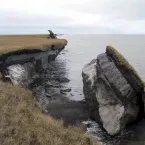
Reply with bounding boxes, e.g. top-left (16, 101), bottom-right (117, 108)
top-left (106, 45), bottom-right (144, 93)
top-left (0, 81), bottom-right (97, 145)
